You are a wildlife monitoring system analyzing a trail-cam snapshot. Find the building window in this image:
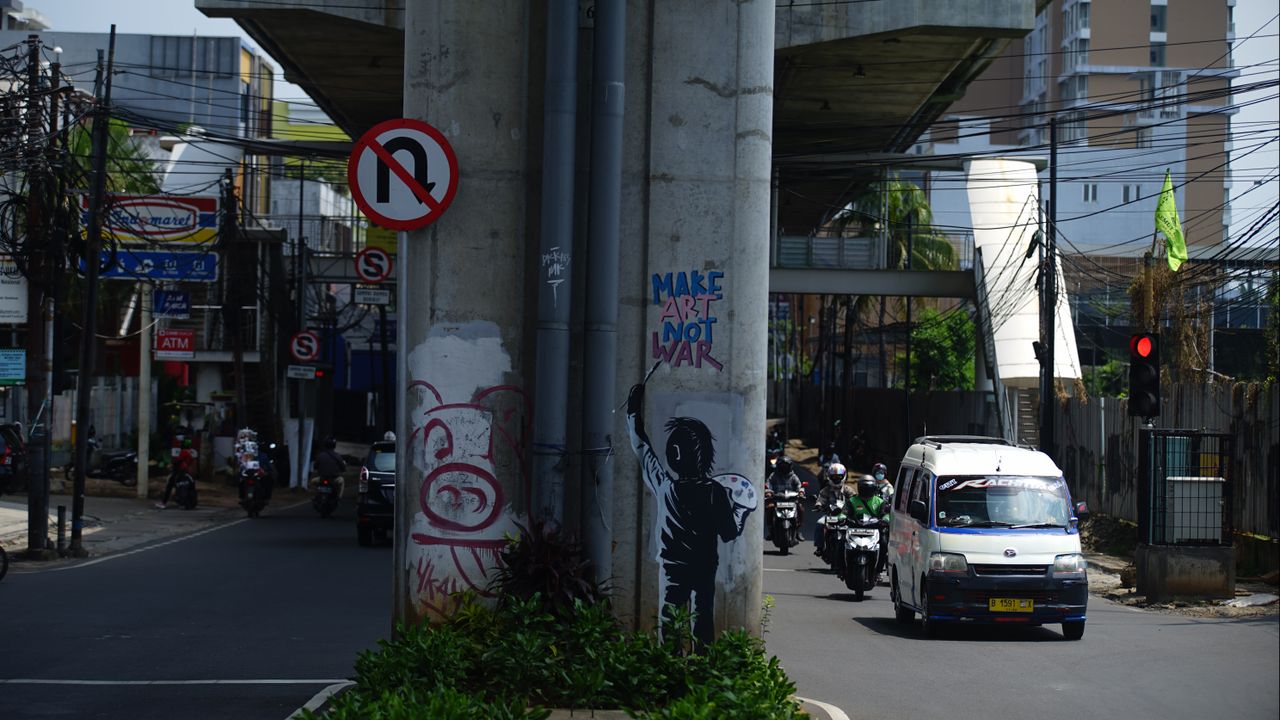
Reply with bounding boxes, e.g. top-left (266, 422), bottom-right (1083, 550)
top-left (1082, 184), bottom-right (1098, 203)
top-left (1136, 127), bottom-right (1152, 148)
top-left (1151, 5), bottom-right (1167, 33)
top-left (1150, 42), bottom-right (1166, 66)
